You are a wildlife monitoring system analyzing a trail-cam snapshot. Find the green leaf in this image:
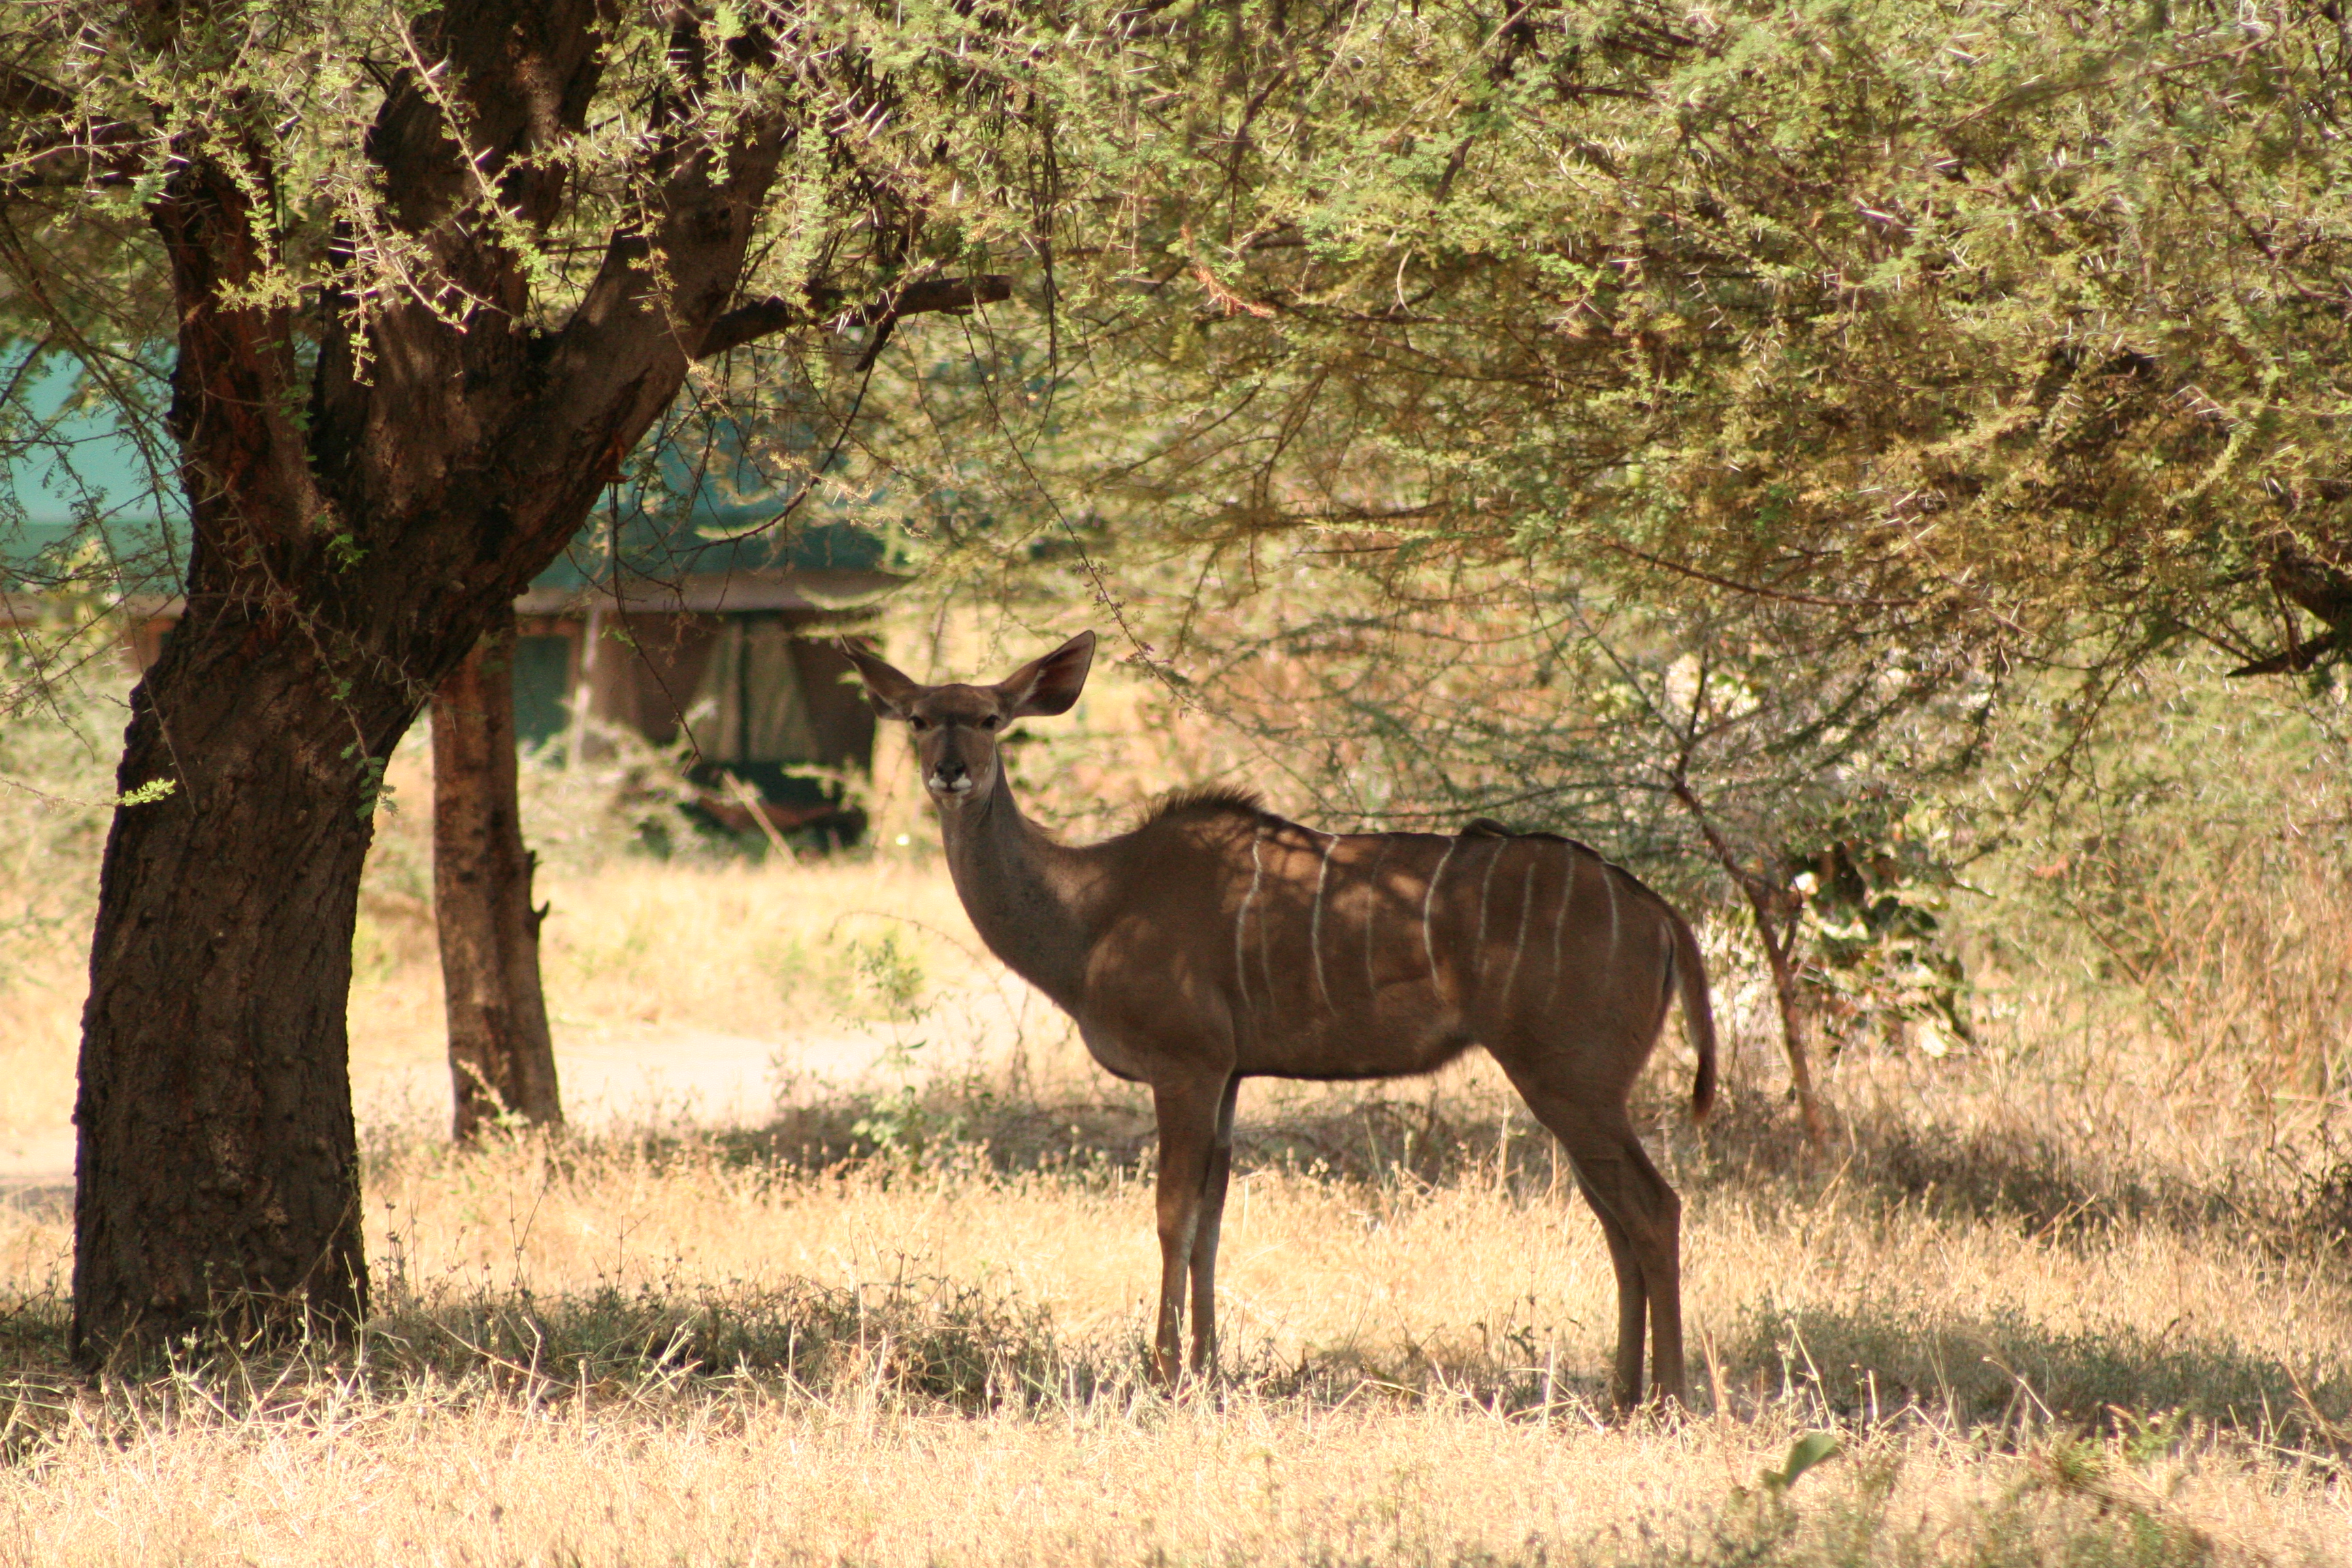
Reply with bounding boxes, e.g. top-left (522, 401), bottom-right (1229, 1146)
top-left (1764, 1431), bottom-right (1841, 1493)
